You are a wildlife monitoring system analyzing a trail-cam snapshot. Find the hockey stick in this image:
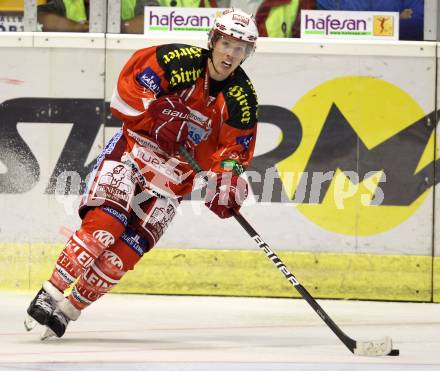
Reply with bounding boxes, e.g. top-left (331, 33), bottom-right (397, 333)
top-left (179, 146), bottom-right (399, 357)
